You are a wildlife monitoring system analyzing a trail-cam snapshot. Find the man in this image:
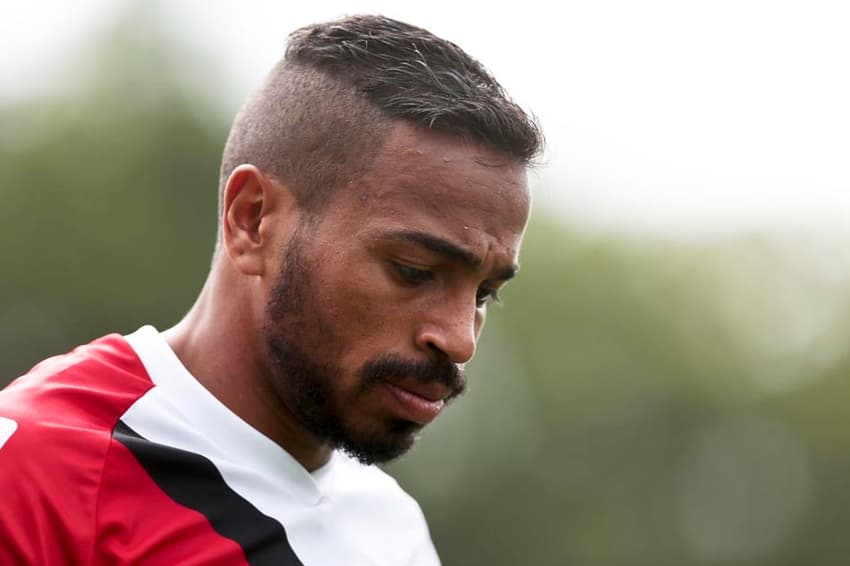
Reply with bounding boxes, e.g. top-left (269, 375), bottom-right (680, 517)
top-left (0, 14), bottom-right (541, 565)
